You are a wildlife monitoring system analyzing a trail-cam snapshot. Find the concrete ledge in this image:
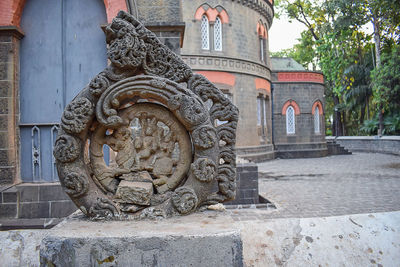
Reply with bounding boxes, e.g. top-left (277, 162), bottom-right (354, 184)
top-left (1, 210), bottom-right (399, 266)
top-left (326, 136), bottom-right (400, 156)
top-left (41, 231), bottom-right (243, 267)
